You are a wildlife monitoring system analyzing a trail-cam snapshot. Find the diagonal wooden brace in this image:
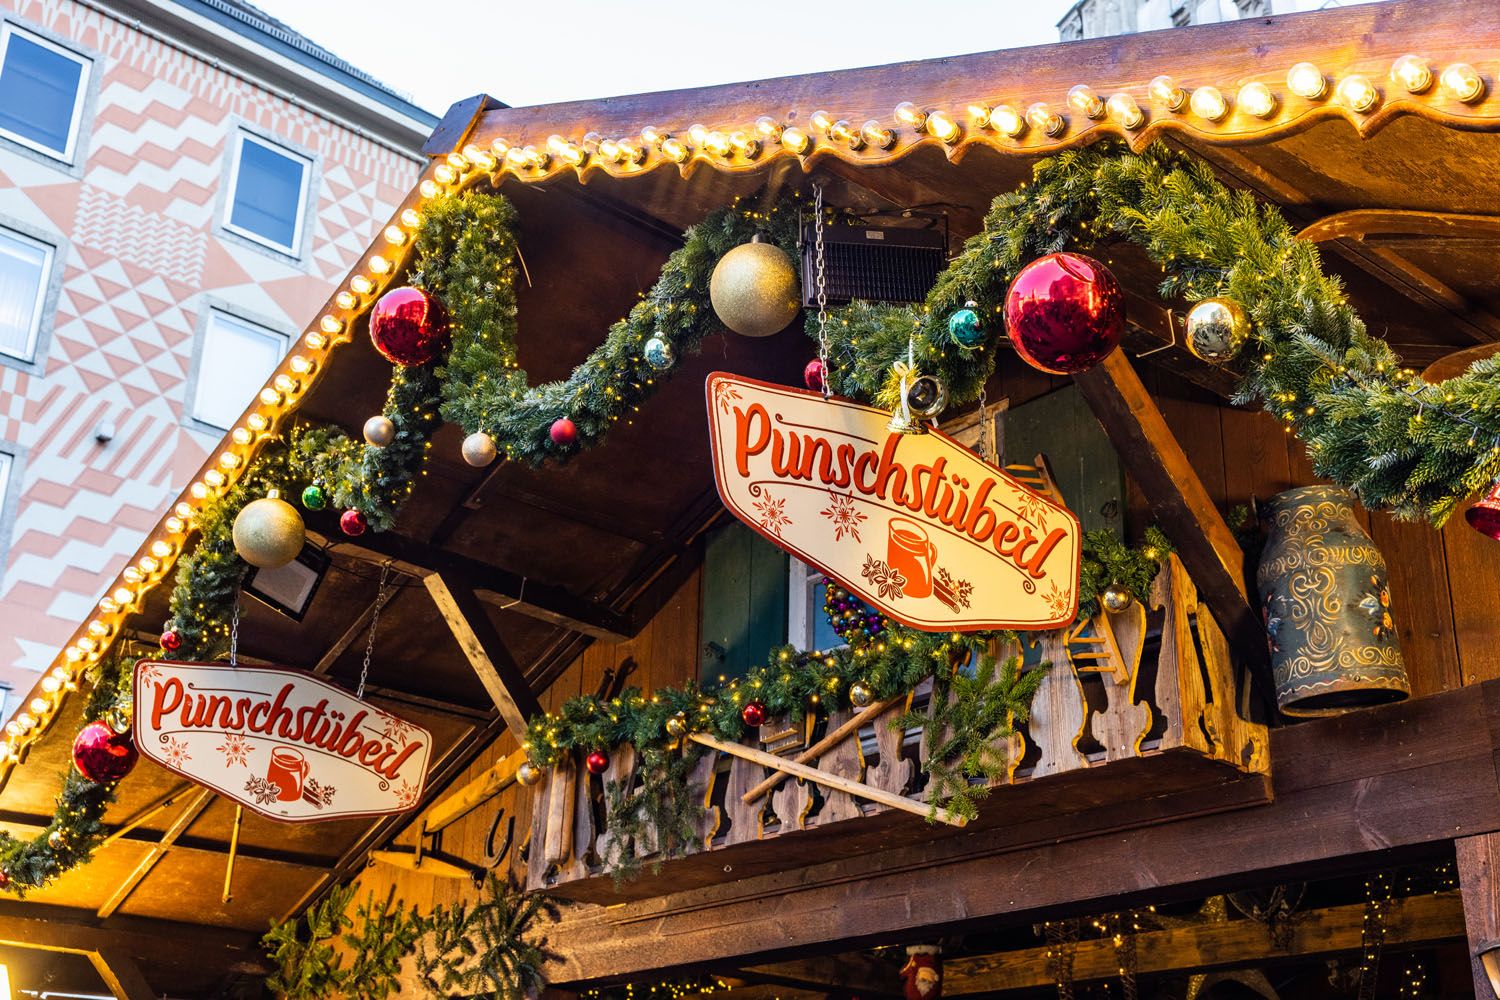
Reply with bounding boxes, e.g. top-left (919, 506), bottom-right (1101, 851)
top-left (425, 572), bottom-right (543, 738)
